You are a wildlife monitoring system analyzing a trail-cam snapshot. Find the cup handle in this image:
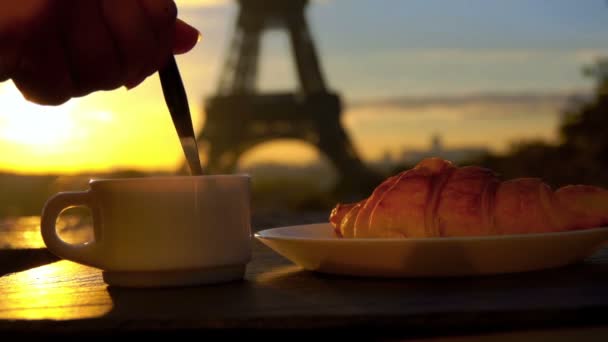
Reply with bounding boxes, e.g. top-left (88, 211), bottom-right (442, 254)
top-left (40, 191), bottom-right (100, 267)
